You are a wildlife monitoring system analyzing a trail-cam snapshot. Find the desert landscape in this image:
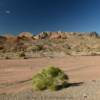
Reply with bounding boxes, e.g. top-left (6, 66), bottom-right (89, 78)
top-left (1, 32), bottom-right (100, 100)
